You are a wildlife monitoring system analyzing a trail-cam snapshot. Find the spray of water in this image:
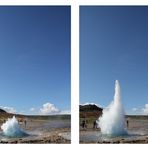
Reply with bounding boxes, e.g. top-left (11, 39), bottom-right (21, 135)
top-left (98, 80), bottom-right (127, 136)
top-left (1, 116), bottom-right (28, 137)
